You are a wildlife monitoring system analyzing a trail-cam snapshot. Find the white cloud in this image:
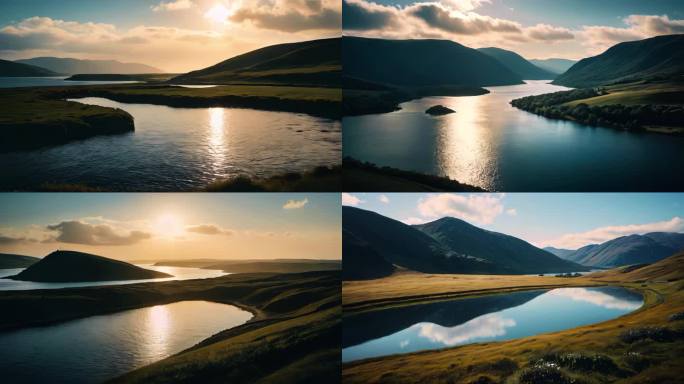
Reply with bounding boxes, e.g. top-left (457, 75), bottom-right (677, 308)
top-left (283, 198), bottom-right (309, 209)
top-left (416, 314), bottom-right (516, 346)
top-left (540, 217), bottom-right (684, 249)
top-left (403, 217), bottom-right (428, 225)
top-left (342, 193), bottom-right (363, 206)
top-left (185, 224), bottom-right (233, 236)
top-left (152, 0), bottom-right (194, 12)
top-left (581, 14), bottom-right (684, 54)
top-left (417, 194), bottom-right (504, 225)
top-left (506, 208), bottom-right (517, 216)
top-left (379, 194), bottom-right (390, 204)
